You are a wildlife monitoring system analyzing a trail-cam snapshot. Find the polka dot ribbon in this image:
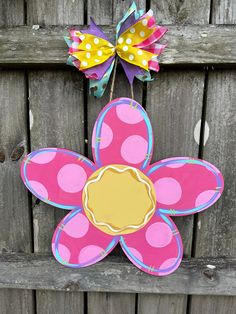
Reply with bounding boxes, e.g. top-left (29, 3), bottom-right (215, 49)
top-left (65, 2), bottom-right (167, 98)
